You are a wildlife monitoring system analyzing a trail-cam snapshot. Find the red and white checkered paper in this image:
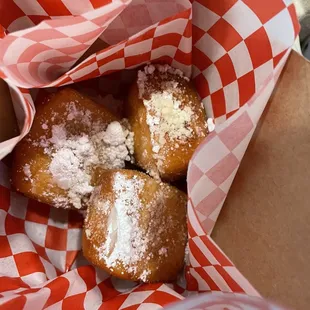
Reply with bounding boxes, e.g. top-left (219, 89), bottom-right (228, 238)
top-left (0, 0), bottom-right (299, 309)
